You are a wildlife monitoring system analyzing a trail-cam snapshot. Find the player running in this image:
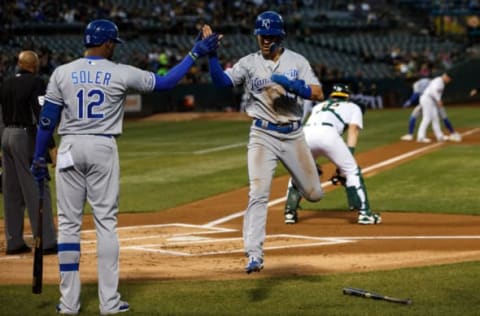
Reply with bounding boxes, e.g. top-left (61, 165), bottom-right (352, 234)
top-left (204, 11), bottom-right (325, 274)
top-left (30, 19), bottom-right (218, 314)
top-left (284, 84), bottom-right (381, 225)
